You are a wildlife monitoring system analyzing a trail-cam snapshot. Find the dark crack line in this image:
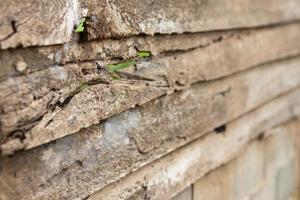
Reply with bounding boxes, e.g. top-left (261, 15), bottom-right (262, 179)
top-left (2, 54), bottom-right (300, 149)
top-left (2, 20), bottom-right (300, 84)
top-left (0, 21), bottom-right (17, 42)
